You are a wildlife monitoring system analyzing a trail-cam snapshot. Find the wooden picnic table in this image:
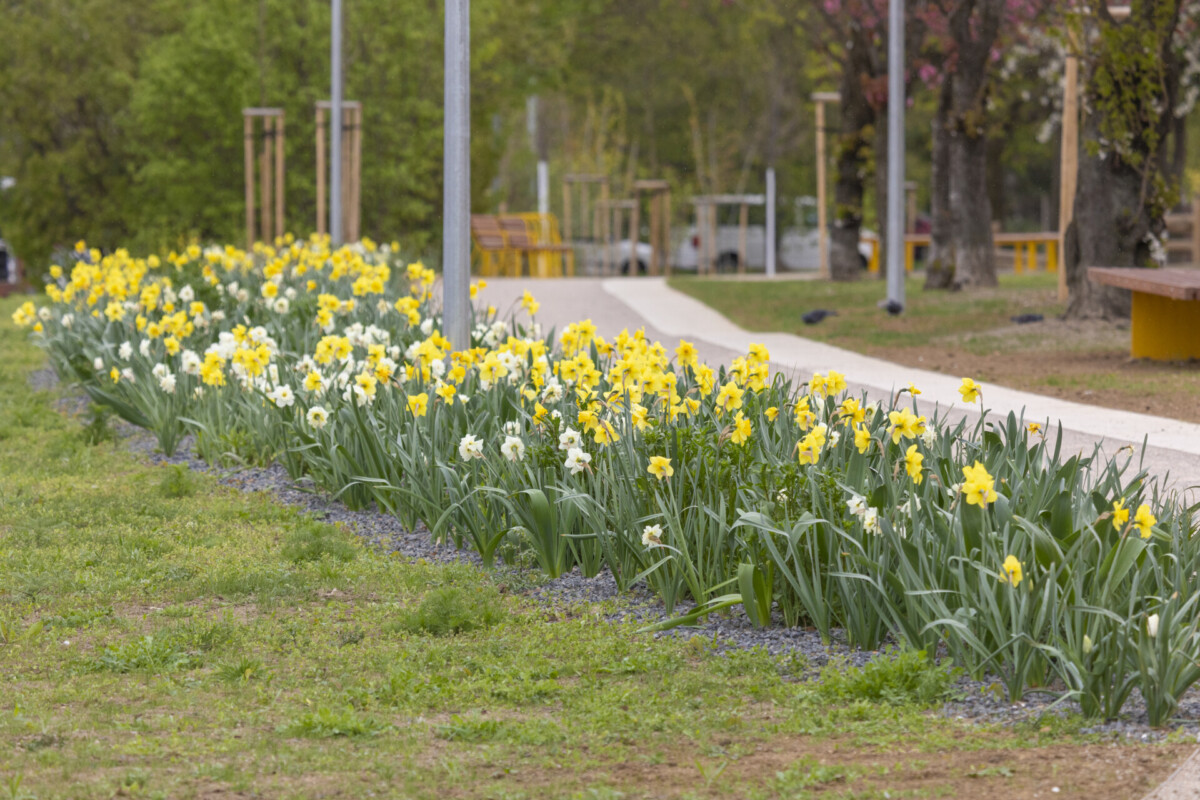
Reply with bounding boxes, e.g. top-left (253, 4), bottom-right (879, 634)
top-left (1088, 266), bottom-right (1200, 360)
